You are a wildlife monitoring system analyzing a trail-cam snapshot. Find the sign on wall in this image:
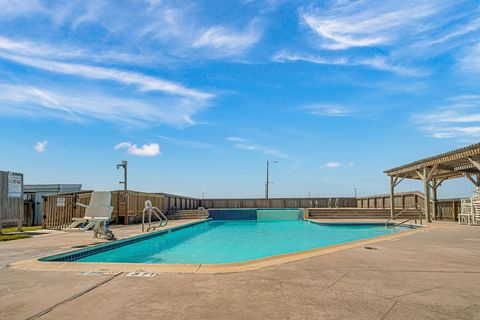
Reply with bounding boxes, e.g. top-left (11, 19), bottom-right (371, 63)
top-left (56, 197), bottom-right (66, 207)
top-left (8, 172), bottom-right (22, 198)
